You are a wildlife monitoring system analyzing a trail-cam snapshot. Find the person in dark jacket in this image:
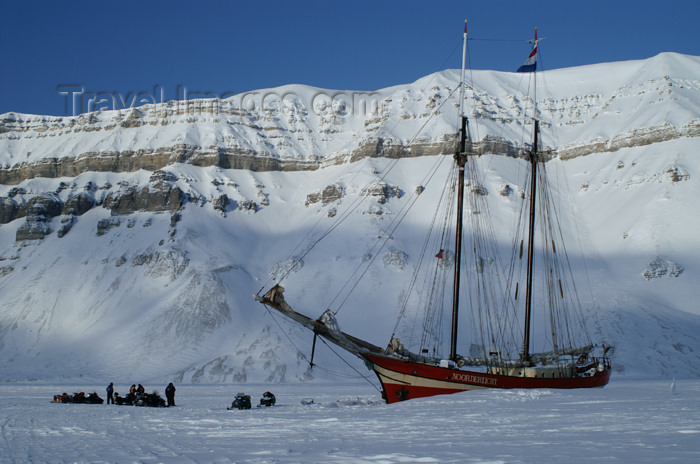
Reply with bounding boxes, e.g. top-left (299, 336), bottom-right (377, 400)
top-left (165, 382), bottom-right (176, 407)
top-left (106, 382), bottom-right (114, 404)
